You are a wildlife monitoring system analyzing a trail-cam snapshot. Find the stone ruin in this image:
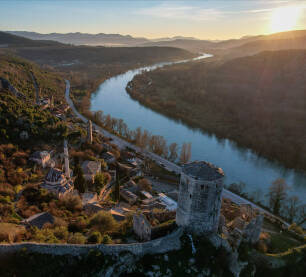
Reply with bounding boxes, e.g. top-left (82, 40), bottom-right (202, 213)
top-left (176, 161), bottom-right (224, 234)
top-left (219, 200), bottom-right (264, 247)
